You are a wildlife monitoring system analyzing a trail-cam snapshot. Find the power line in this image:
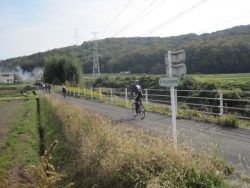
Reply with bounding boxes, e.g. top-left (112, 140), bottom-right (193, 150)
top-left (129, 0), bottom-right (163, 23)
top-left (143, 0), bottom-right (208, 36)
top-left (195, 12), bottom-right (250, 34)
top-left (138, 0), bottom-right (166, 20)
top-left (112, 0), bottom-right (166, 37)
top-left (101, 0), bottom-right (133, 34)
